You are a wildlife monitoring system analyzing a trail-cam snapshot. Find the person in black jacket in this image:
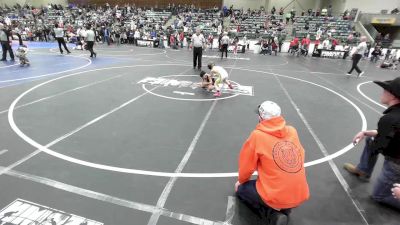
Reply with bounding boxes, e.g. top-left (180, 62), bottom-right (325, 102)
top-left (344, 77), bottom-right (400, 210)
top-left (0, 23), bottom-right (15, 61)
top-left (370, 46), bottom-right (382, 63)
